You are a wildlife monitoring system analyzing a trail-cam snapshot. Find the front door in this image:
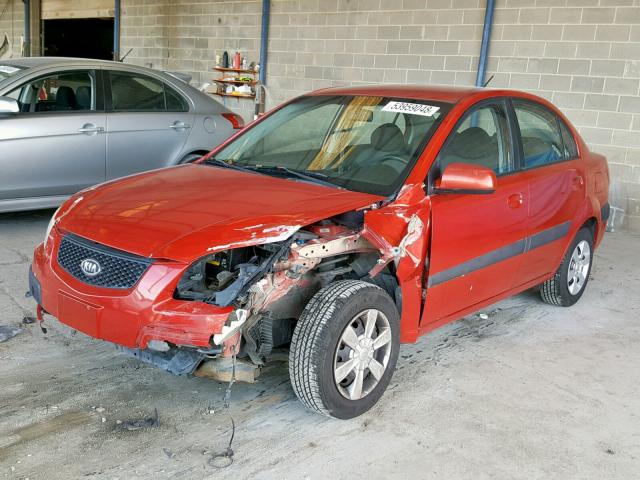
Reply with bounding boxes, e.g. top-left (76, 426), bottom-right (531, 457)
top-left (0, 69), bottom-right (106, 201)
top-left (104, 70), bottom-right (193, 180)
top-left (422, 101), bottom-right (529, 326)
